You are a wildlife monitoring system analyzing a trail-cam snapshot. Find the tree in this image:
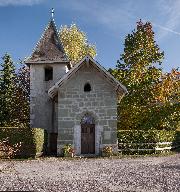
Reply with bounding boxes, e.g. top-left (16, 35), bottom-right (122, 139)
top-left (14, 62), bottom-right (30, 127)
top-left (155, 69), bottom-right (179, 103)
top-left (150, 69), bottom-right (180, 130)
top-left (0, 53), bottom-right (17, 126)
top-left (59, 24), bottom-right (96, 64)
top-left (110, 20), bottom-right (166, 130)
top-left (0, 55), bottom-right (30, 127)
